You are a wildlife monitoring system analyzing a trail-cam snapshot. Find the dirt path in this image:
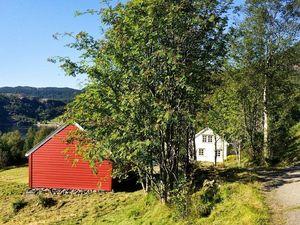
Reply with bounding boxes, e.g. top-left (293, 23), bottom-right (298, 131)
top-left (257, 163), bottom-right (300, 225)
